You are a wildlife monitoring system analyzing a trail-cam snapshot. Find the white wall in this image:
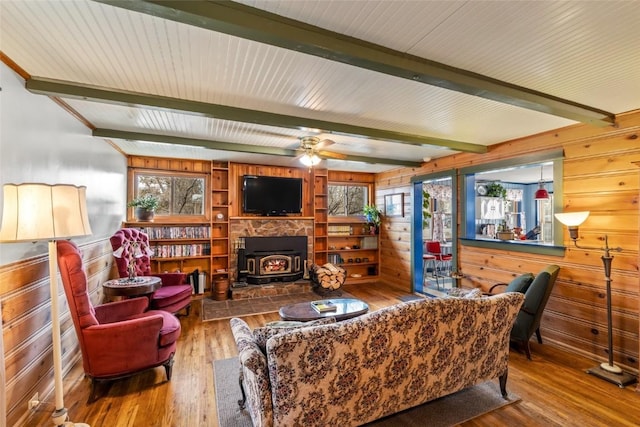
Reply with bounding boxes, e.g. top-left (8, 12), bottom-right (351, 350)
top-left (0, 62), bottom-right (127, 424)
top-left (0, 62), bottom-right (128, 264)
